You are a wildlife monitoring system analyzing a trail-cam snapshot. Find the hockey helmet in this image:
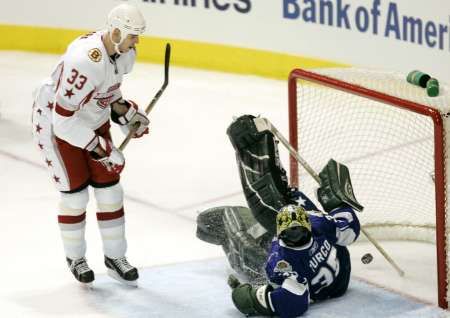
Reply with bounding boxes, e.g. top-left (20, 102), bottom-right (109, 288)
top-left (107, 3), bottom-right (146, 53)
top-left (277, 205), bottom-right (312, 247)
